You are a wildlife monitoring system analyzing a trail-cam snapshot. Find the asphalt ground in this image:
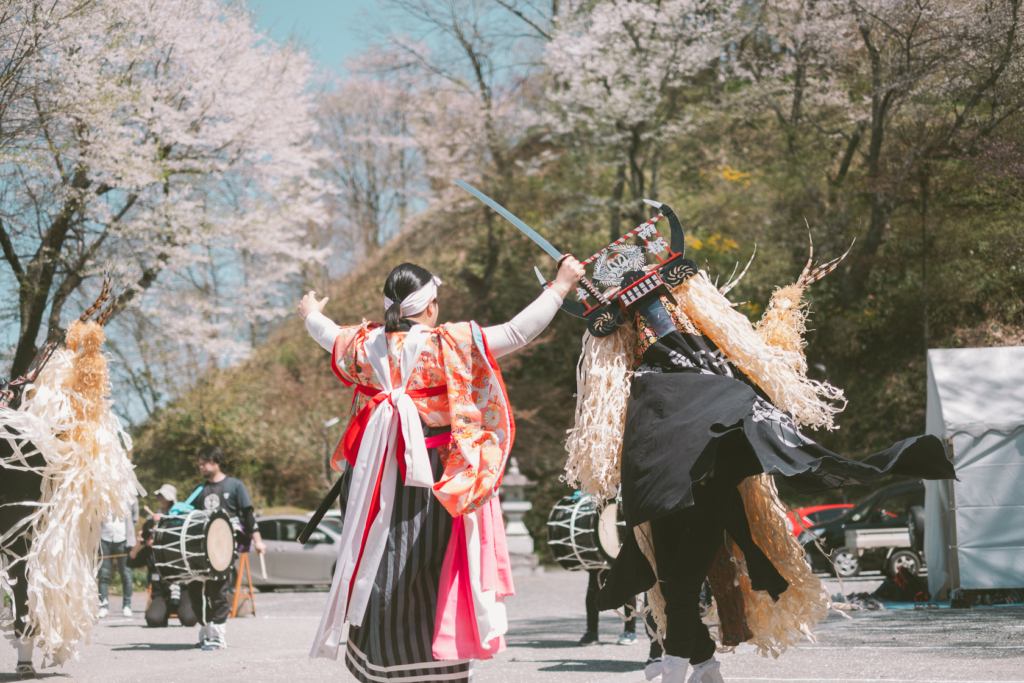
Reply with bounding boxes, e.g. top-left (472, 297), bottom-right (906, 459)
top-left (2, 570), bottom-right (1023, 682)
